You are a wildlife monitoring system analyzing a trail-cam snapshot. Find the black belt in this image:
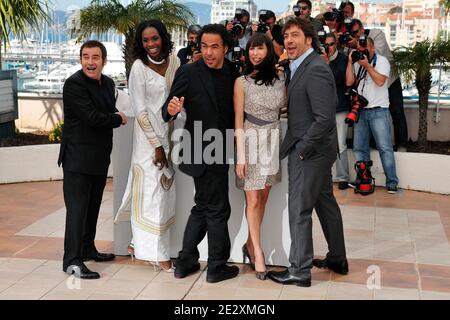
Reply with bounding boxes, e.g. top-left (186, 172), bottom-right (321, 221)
top-left (366, 106), bottom-right (382, 110)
